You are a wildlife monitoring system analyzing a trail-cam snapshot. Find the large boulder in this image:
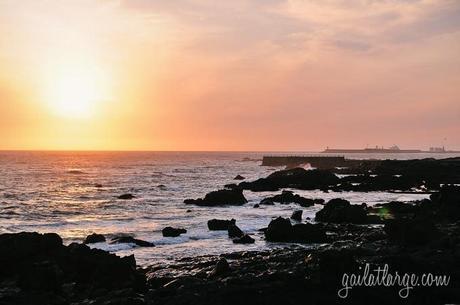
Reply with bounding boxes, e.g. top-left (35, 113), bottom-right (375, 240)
top-left (384, 218), bottom-right (440, 246)
top-left (239, 168), bottom-right (340, 192)
top-left (233, 234), bottom-right (255, 244)
top-left (118, 193), bottom-right (135, 200)
top-left (110, 236), bottom-right (154, 247)
top-left (207, 219), bottom-right (236, 231)
top-left (264, 217), bottom-right (326, 243)
top-left (0, 232), bottom-right (145, 303)
top-left (84, 233), bottom-right (106, 244)
top-left (209, 258), bottom-right (230, 278)
top-left (315, 198), bottom-right (368, 224)
top-left (162, 227), bottom-right (187, 237)
top-left (262, 190), bottom-right (320, 207)
top-left (184, 189), bottom-right (247, 206)
top-left (228, 224), bottom-right (244, 238)
top-left (290, 210), bottom-right (303, 222)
